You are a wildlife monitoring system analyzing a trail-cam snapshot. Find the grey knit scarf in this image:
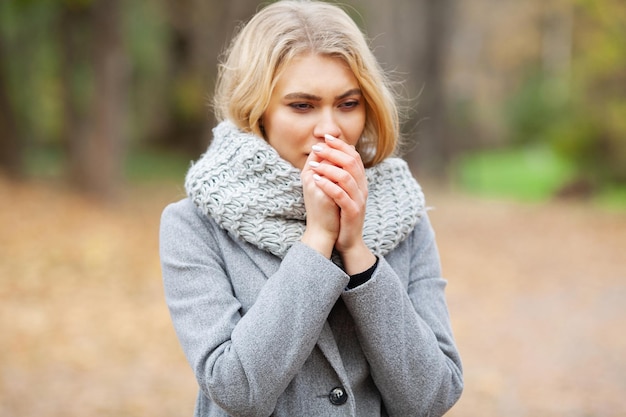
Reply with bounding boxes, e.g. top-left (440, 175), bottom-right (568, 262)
top-left (185, 120), bottom-right (424, 259)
